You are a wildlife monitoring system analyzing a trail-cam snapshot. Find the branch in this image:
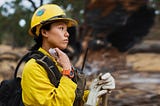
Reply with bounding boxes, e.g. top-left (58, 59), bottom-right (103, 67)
top-left (40, 0), bottom-right (43, 6)
top-left (28, 0), bottom-right (37, 11)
